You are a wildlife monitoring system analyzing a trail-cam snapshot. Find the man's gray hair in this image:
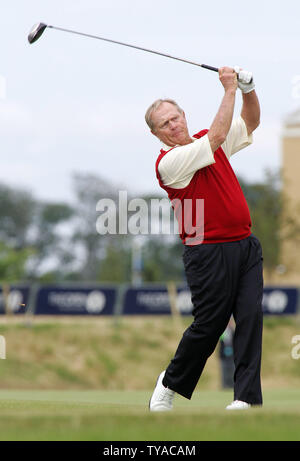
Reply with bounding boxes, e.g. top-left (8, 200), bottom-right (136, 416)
top-left (145, 98), bottom-right (183, 132)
